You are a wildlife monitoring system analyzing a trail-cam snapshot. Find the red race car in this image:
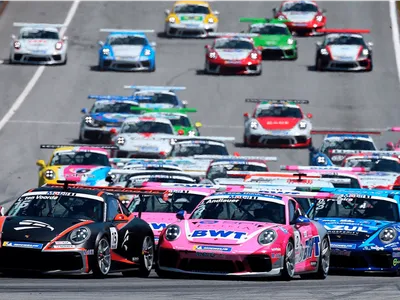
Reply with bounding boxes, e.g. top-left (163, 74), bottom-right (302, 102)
top-left (272, 1), bottom-right (326, 36)
top-left (204, 33), bottom-right (262, 75)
